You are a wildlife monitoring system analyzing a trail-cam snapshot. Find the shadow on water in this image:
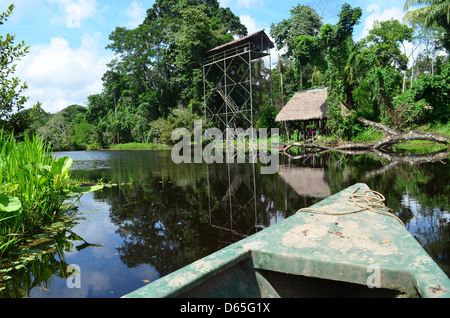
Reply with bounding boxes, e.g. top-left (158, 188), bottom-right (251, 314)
top-left (1, 149), bottom-right (448, 297)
